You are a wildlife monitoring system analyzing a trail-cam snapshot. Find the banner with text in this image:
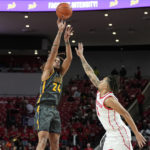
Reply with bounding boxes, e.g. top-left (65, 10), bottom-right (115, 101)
top-left (0, 0), bottom-right (150, 12)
